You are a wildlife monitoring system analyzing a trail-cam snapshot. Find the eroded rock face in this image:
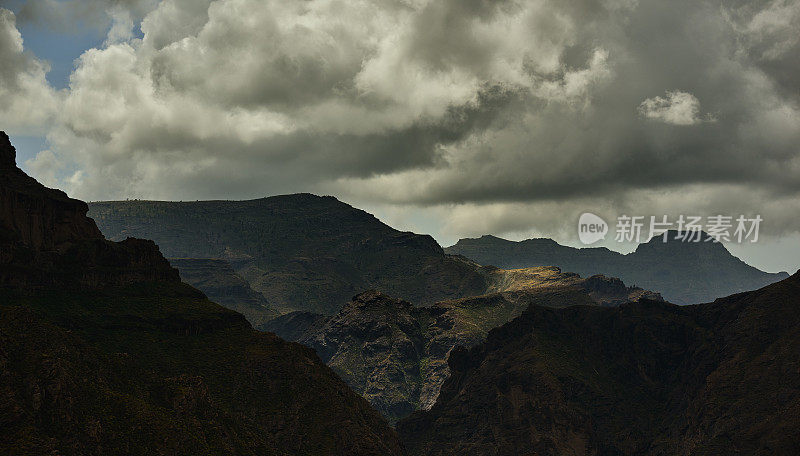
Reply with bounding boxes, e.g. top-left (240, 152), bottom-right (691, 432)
top-left (263, 267), bottom-right (659, 424)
